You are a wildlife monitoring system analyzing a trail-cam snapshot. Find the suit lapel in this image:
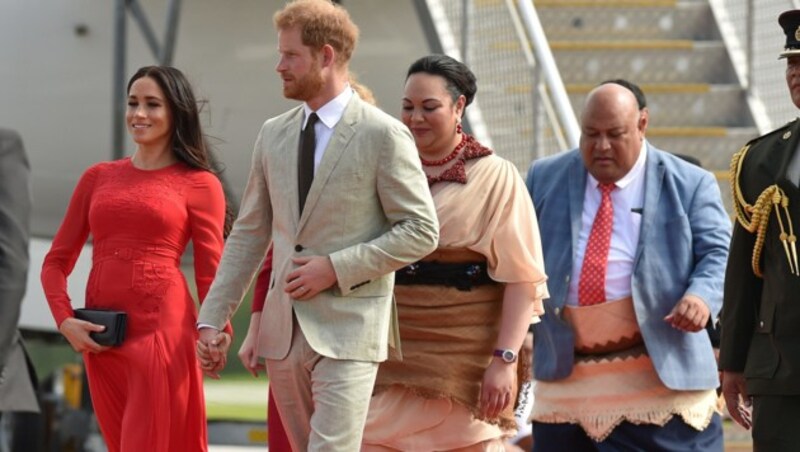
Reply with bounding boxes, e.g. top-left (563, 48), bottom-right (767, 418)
top-left (282, 108), bottom-right (304, 228)
top-left (634, 143), bottom-right (664, 266)
top-left (297, 97), bottom-right (359, 232)
top-left (568, 153), bottom-right (587, 259)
